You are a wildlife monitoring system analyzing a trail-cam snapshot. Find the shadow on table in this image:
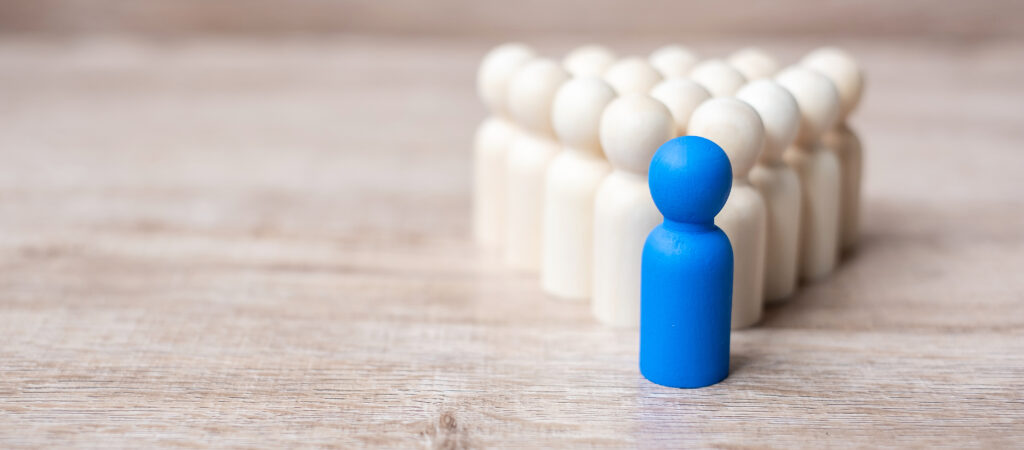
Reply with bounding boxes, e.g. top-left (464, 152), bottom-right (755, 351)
top-left (756, 198), bottom-right (952, 330)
